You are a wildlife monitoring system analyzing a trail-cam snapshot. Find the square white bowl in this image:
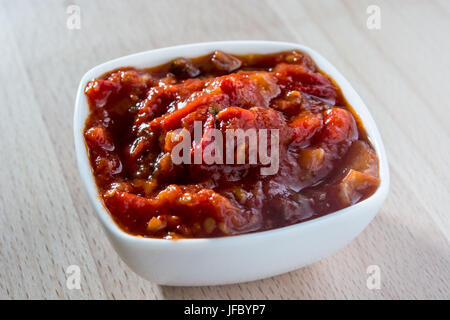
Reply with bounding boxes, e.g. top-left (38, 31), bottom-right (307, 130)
top-left (74, 41), bottom-right (389, 286)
